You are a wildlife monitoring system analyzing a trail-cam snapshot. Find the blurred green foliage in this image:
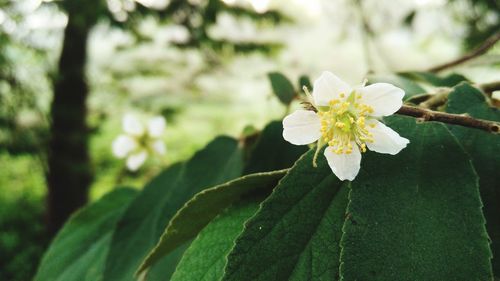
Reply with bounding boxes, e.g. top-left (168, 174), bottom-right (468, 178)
top-left (93, 0), bottom-right (287, 54)
top-left (455, 0), bottom-right (499, 50)
top-left (0, 34), bottom-right (48, 155)
top-left (403, 0), bottom-right (500, 50)
top-left (0, 154), bottom-right (47, 281)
